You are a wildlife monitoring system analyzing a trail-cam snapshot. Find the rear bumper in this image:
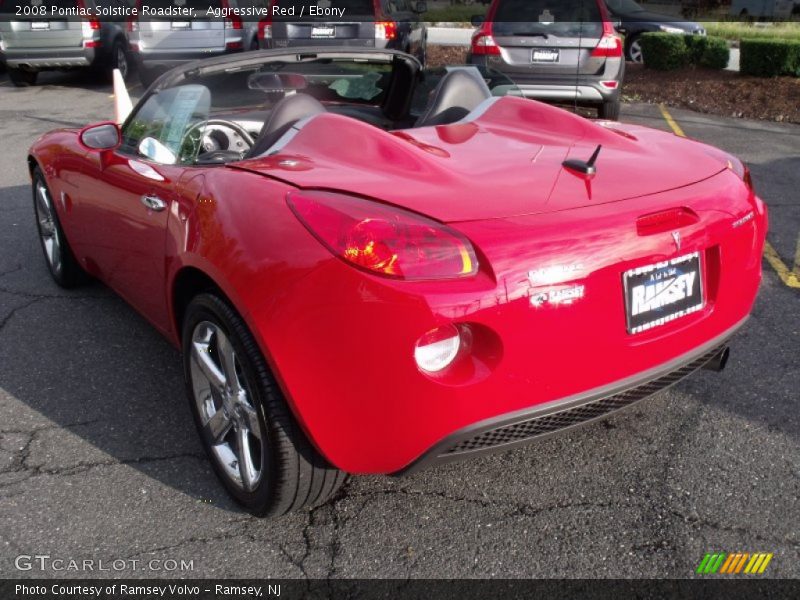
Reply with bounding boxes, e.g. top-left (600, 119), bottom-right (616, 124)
top-left (4, 47), bottom-right (96, 69)
top-left (469, 56), bottom-right (623, 104)
top-left (397, 324), bottom-right (740, 475)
